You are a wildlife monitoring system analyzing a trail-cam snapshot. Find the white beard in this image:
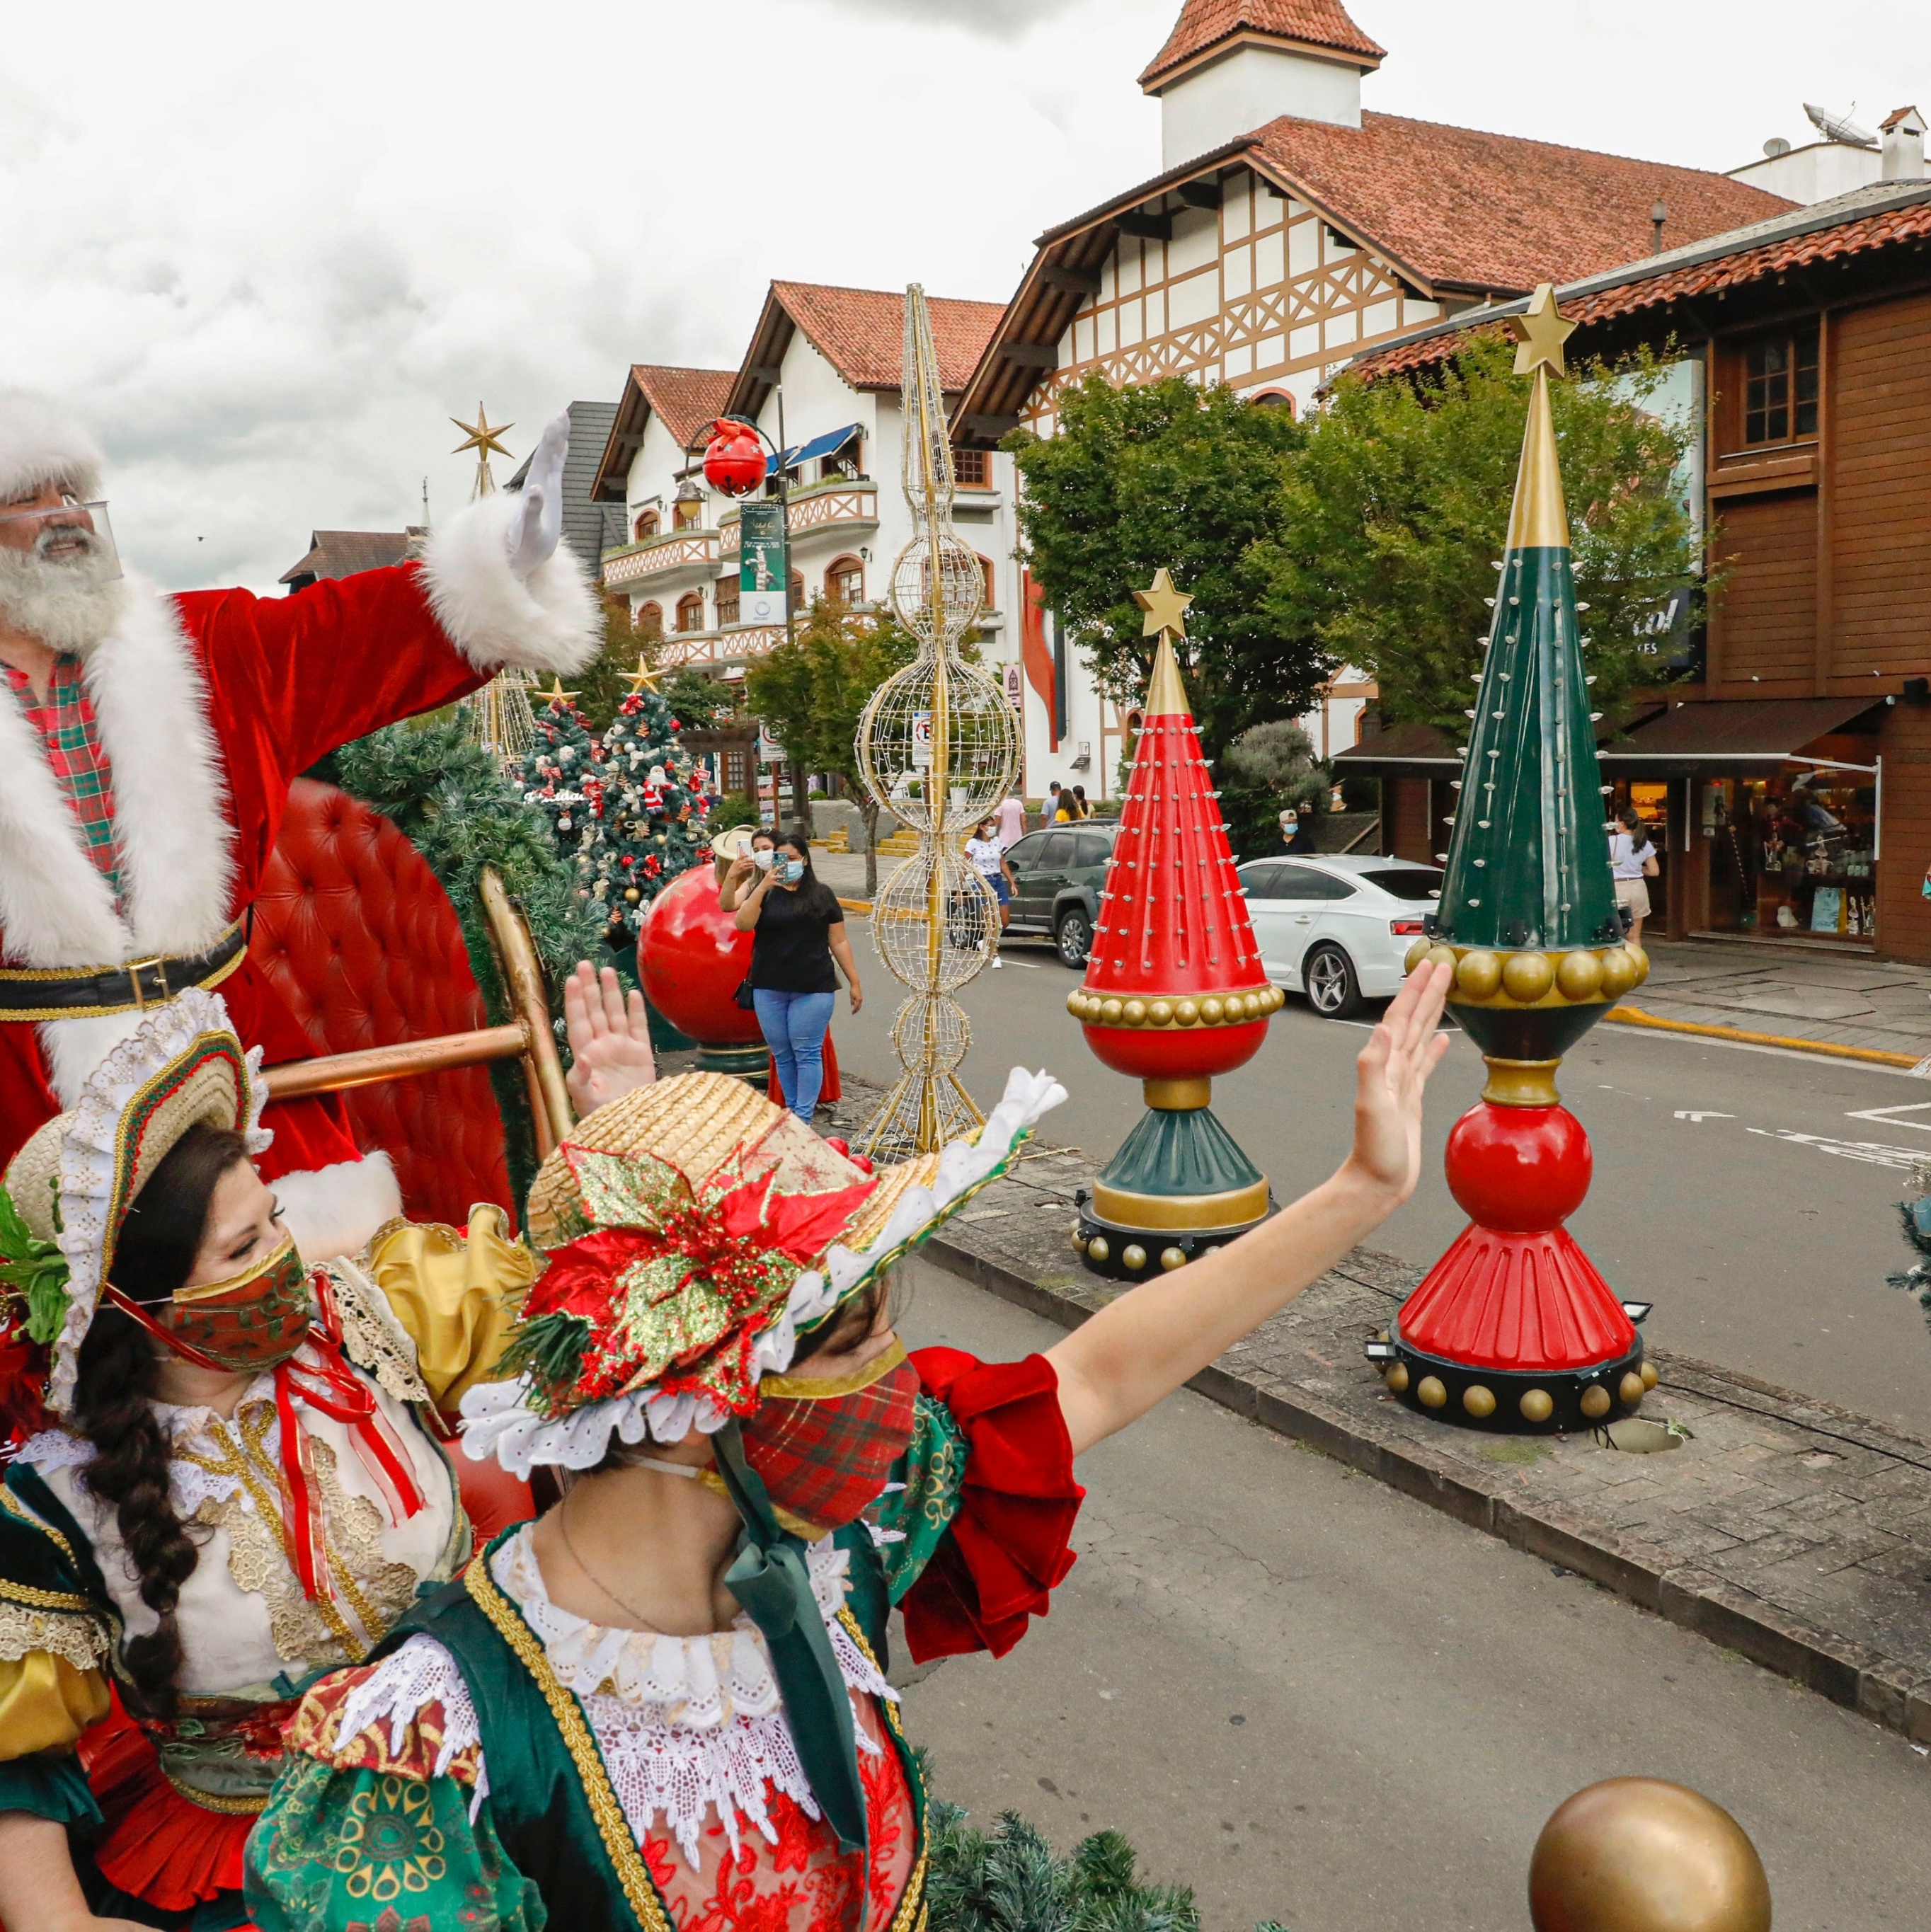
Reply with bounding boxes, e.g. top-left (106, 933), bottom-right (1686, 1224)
top-left (0, 542), bottom-right (130, 657)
